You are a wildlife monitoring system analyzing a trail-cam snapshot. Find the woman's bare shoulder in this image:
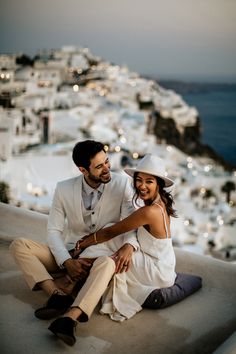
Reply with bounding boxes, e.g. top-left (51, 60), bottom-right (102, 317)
top-left (139, 204), bottom-right (163, 221)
